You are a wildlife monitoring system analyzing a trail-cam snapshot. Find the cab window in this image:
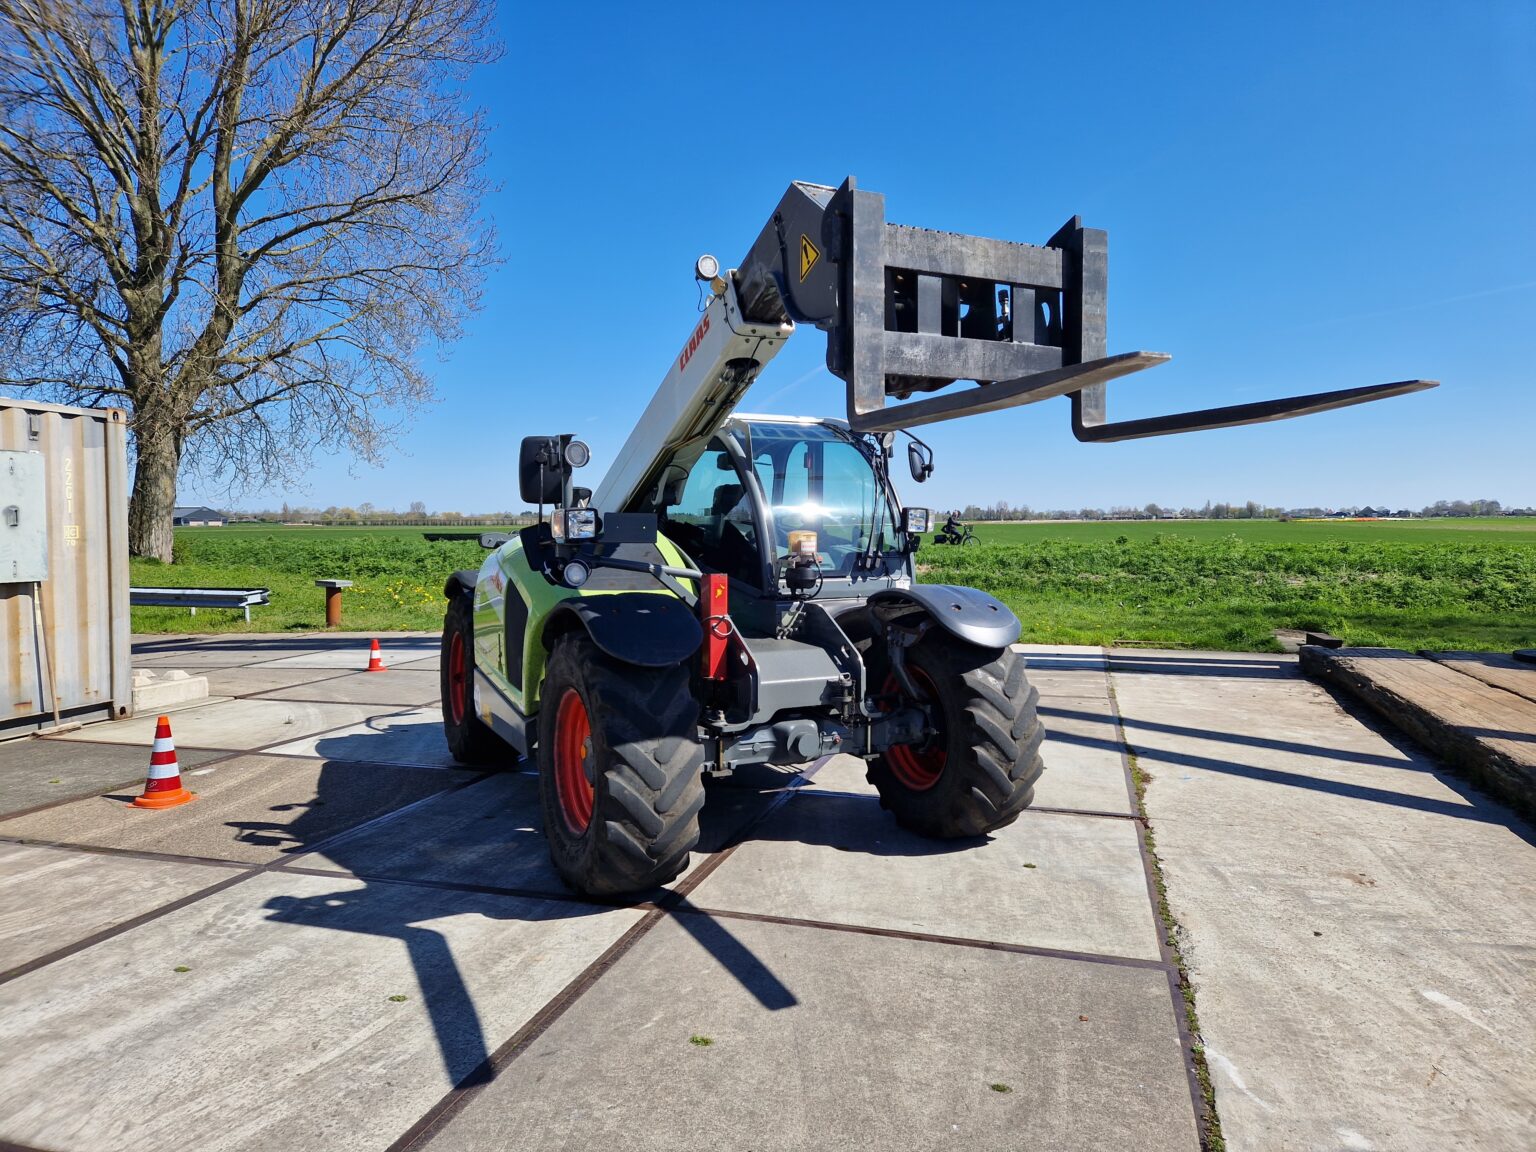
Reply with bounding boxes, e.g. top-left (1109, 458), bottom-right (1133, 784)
top-left (659, 442), bottom-right (761, 585)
